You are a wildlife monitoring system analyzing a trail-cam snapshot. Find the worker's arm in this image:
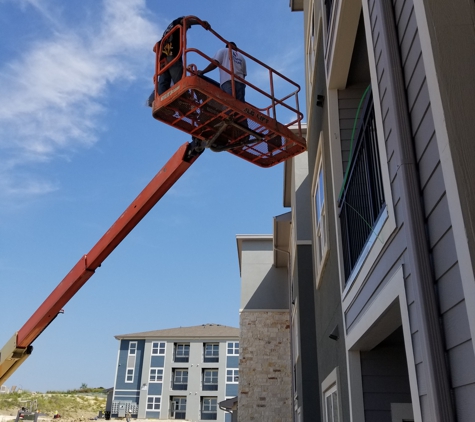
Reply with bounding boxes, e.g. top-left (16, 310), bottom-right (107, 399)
top-left (198, 60), bottom-right (219, 76)
top-left (186, 17), bottom-right (211, 30)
